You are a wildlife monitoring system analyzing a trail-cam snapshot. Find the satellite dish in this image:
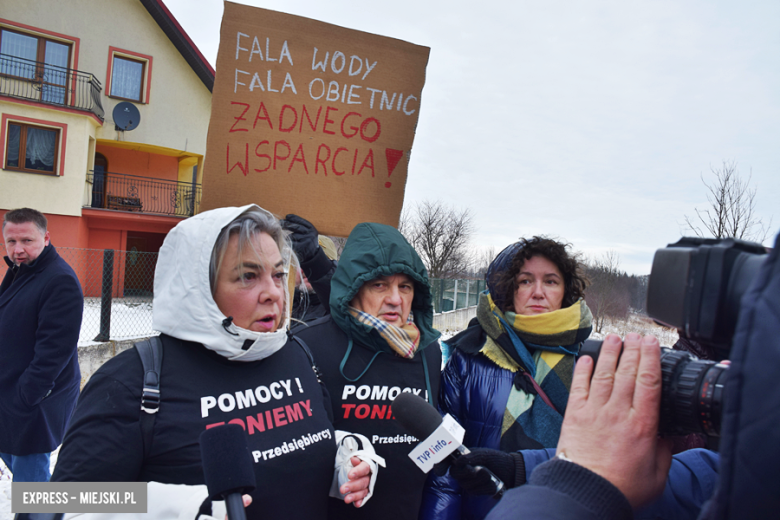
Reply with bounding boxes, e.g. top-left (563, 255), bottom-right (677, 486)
top-left (113, 102), bottom-right (141, 131)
